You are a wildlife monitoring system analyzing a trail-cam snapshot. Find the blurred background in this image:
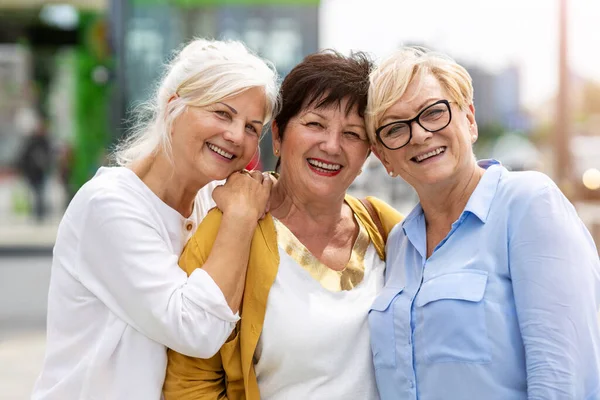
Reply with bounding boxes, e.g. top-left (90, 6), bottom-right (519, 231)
top-left (0, 0), bottom-right (598, 397)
